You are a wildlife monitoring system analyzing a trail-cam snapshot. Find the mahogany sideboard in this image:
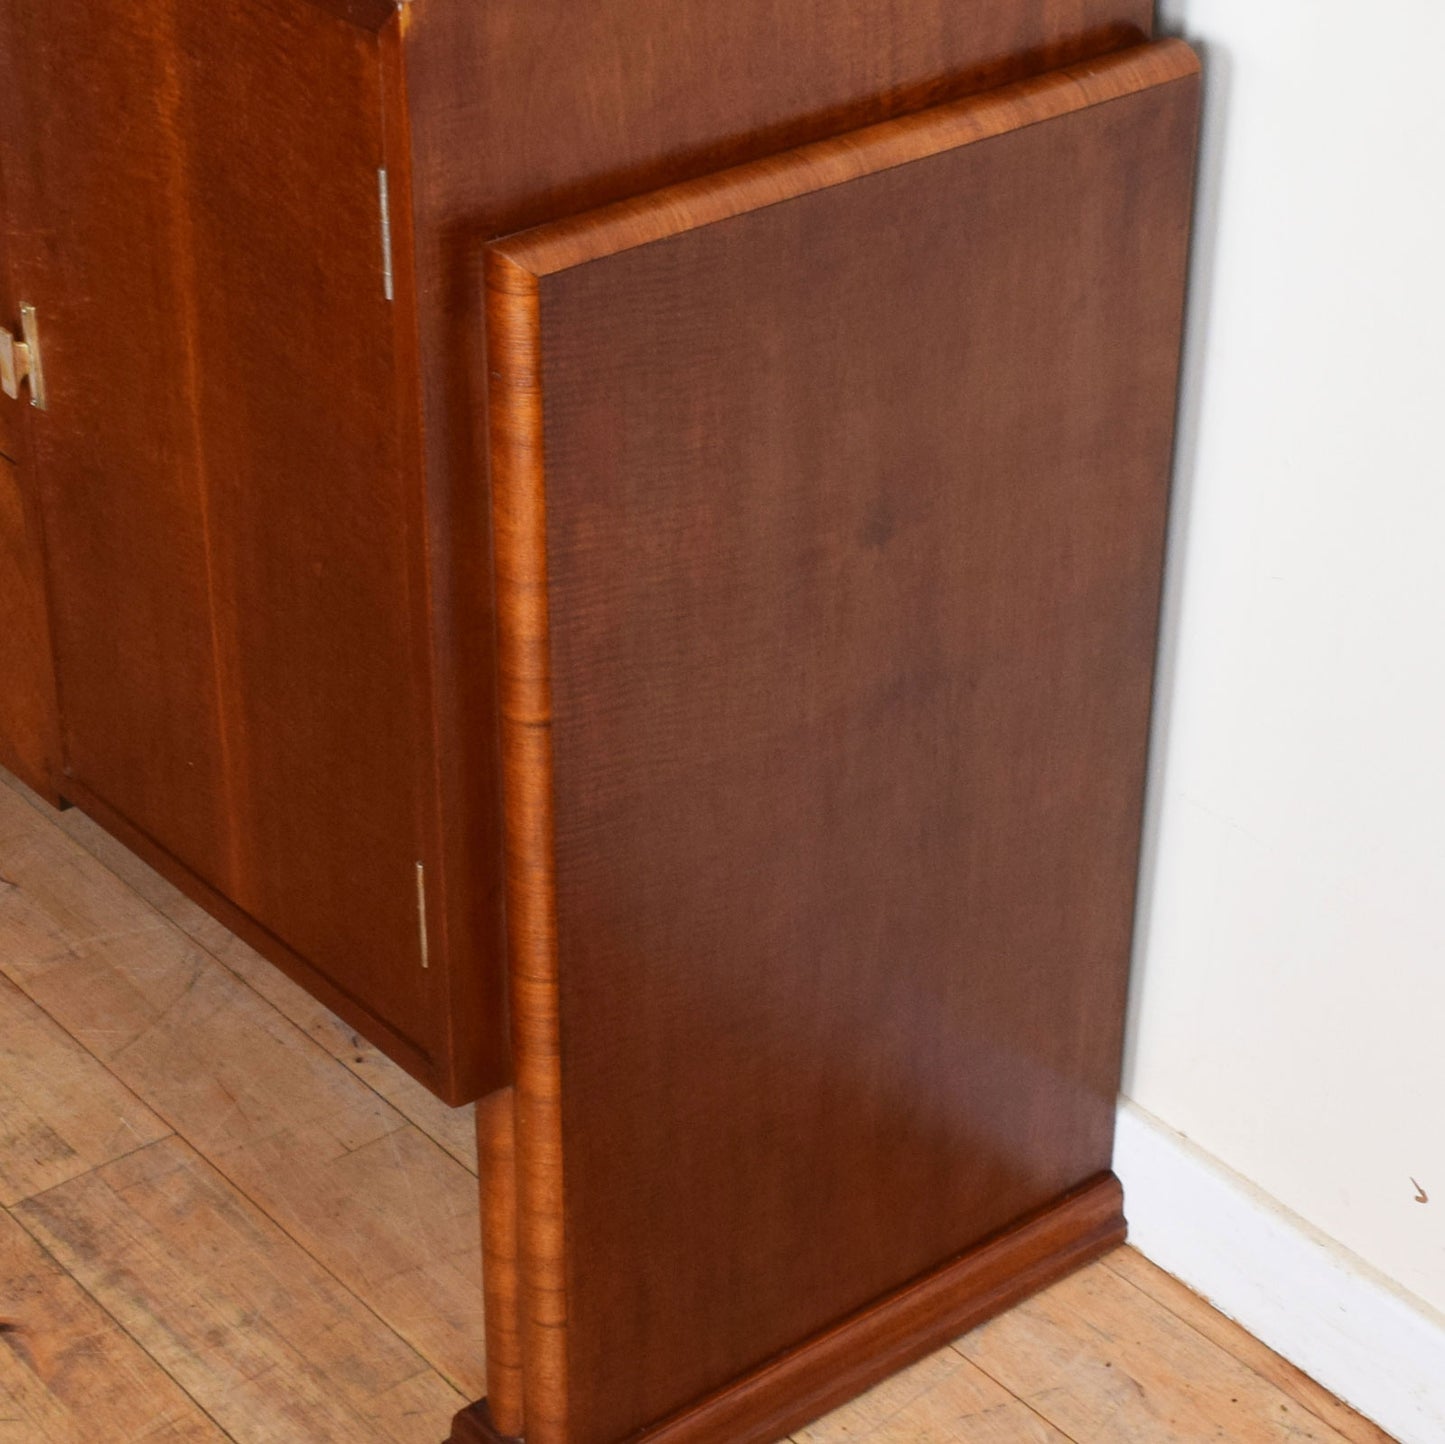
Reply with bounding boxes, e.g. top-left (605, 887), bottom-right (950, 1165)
top-left (0, 3), bottom-right (1200, 1441)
